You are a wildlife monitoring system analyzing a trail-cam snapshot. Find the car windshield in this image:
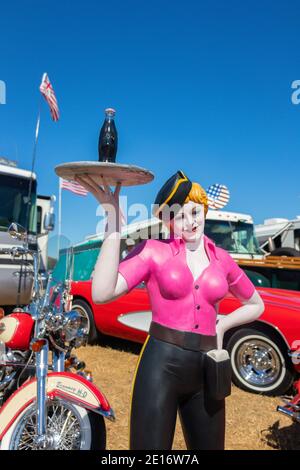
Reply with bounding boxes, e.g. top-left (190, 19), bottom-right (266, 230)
top-left (204, 220), bottom-right (263, 255)
top-left (0, 173), bottom-right (37, 233)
